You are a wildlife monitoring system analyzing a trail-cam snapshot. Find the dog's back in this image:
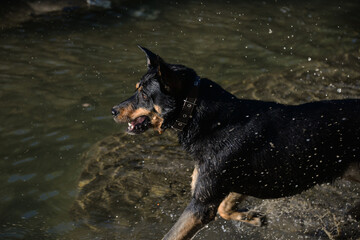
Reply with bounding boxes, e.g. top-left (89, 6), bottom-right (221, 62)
top-left (223, 99), bottom-right (360, 198)
top-left (179, 79), bottom-right (360, 199)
